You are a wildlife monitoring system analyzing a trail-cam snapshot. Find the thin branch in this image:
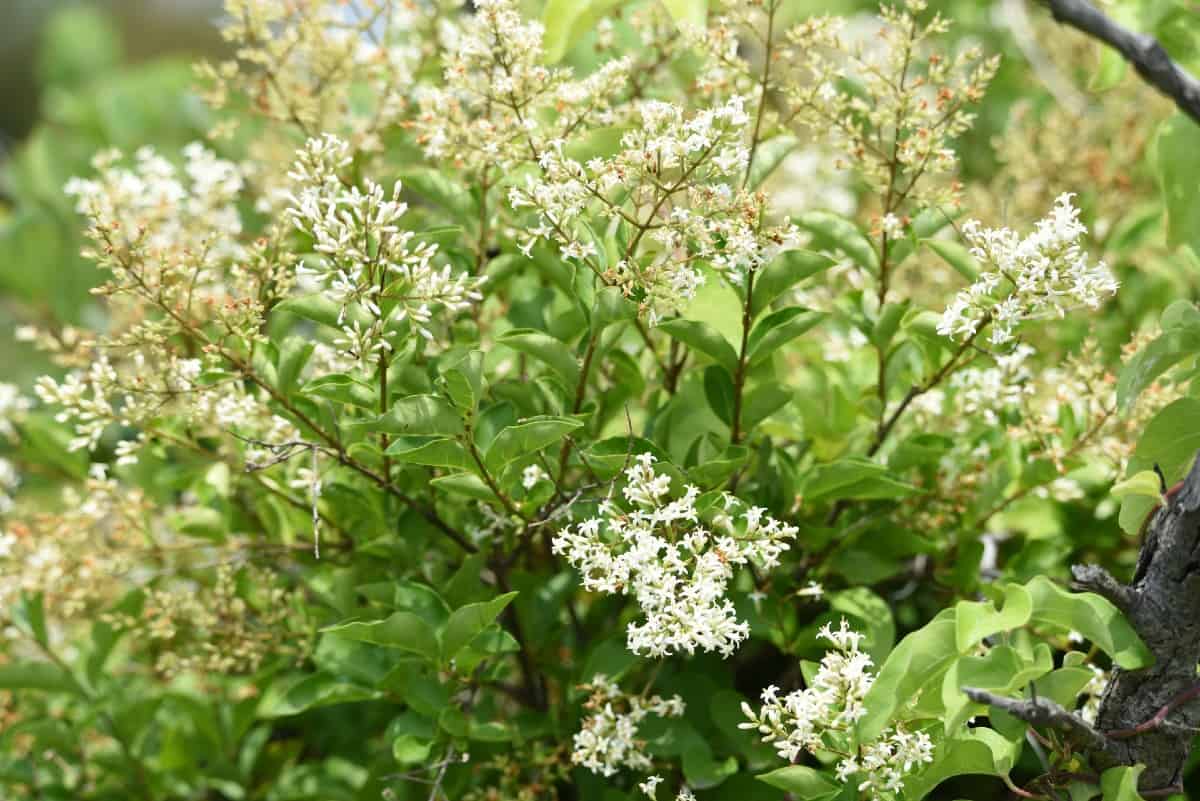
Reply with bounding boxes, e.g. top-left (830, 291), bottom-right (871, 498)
top-left (963, 687), bottom-right (1110, 751)
top-left (1043, 0), bottom-right (1200, 124)
top-left (1070, 563), bottom-right (1136, 614)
